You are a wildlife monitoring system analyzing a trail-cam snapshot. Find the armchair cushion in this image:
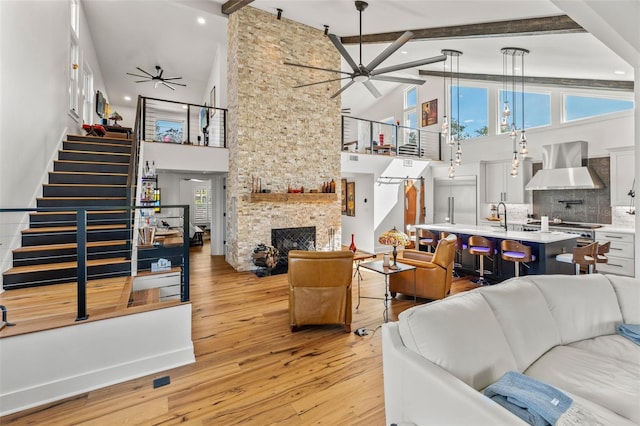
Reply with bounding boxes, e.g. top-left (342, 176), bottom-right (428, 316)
top-left (288, 250), bottom-right (354, 332)
top-left (390, 234), bottom-right (457, 301)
